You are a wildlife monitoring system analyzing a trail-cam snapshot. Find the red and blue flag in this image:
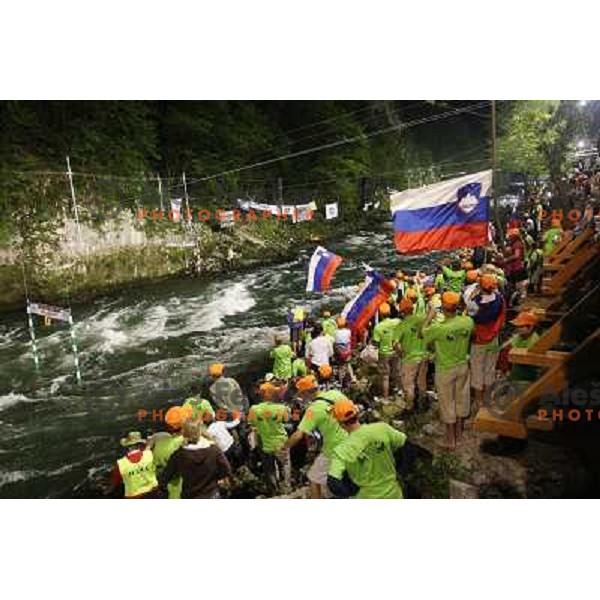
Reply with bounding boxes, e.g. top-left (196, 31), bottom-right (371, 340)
top-left (341, 269), bottom-right (396, 333)
top-left (306, 246), bottom-right (343, 292)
